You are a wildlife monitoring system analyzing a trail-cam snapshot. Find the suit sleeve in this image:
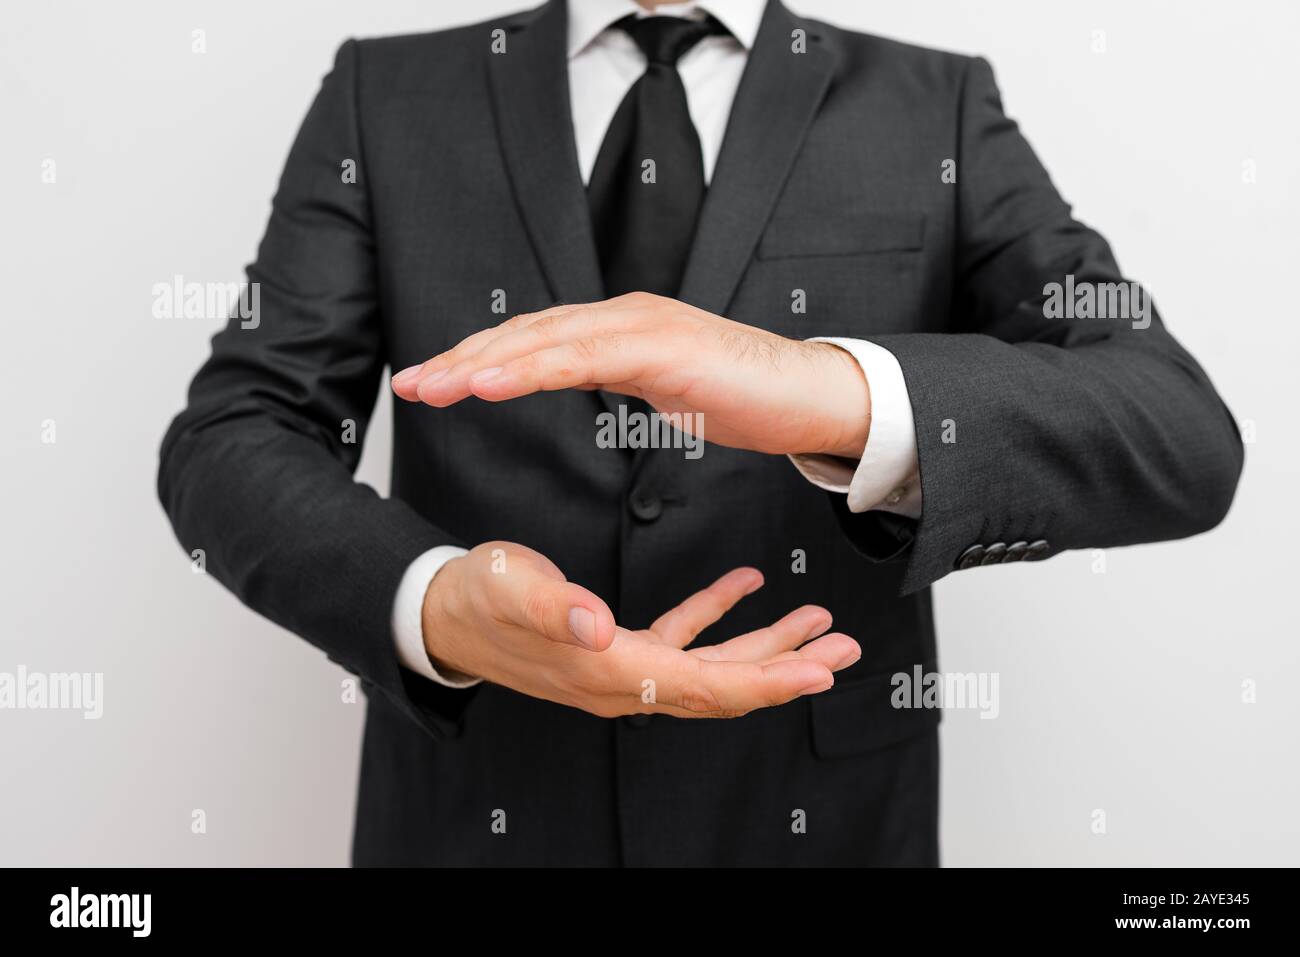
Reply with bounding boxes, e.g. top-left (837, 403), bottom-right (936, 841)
top-left (839, 55), bottom-right (1244, 594)
top-left (157, 40), bottom-right (475, 739)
